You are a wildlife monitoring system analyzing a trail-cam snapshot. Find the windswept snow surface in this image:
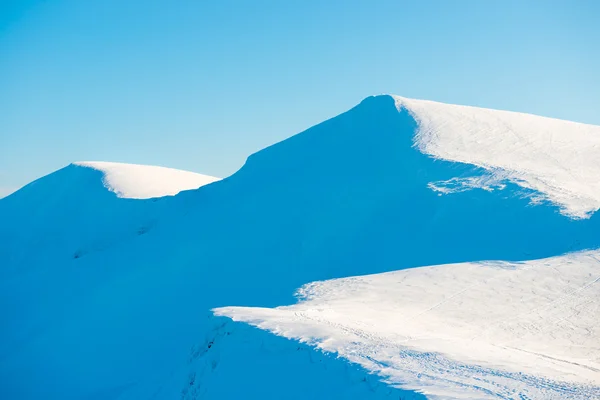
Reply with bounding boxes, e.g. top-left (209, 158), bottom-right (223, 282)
top-left (394, 96), bottom-right (600, 218)
top-left (74, 161), bottom-right (220, 198)
top-left (215, 250), bottom-right (600, 399)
